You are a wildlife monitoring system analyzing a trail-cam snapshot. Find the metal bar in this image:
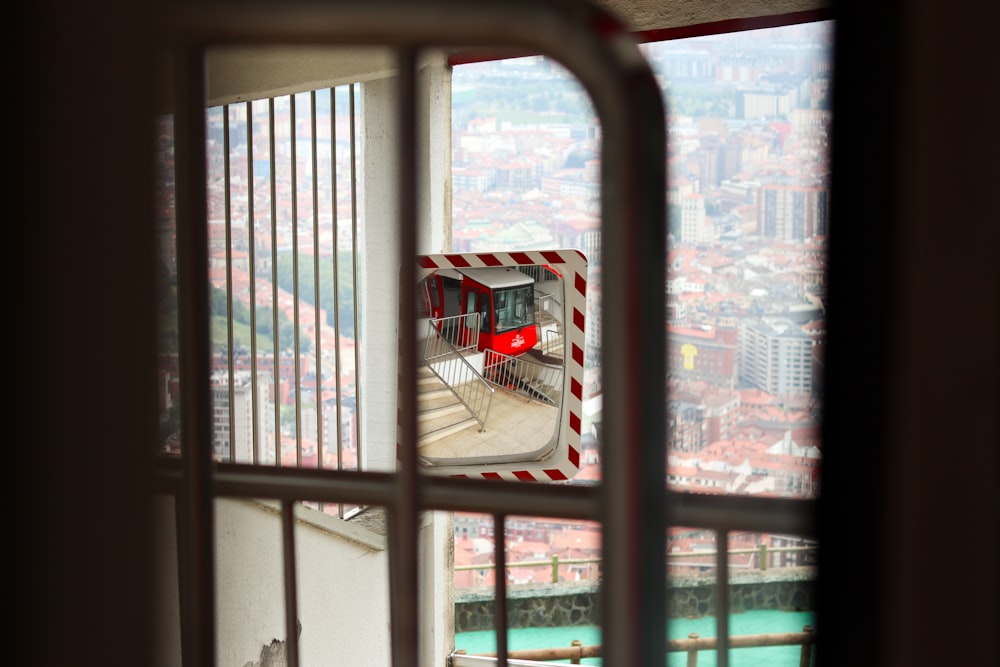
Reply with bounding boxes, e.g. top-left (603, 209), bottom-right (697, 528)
top-left (667, 491), bottom-right (818, 539)
top-left (281, 500), bottom-right (301, 667)
top-left (223, 106), bottom-right (236, 463)
top-left (291, 93), bottom-right (302, 469)
top-left (311, 90), bottom-right (323, 473)
top-left (494, 514), bottom-right (509, 667)
top-left (157, 456), bottom-right (815, 533)
top-left (592, 19), bottom-right (668, 667)
top-left (715, 529), bottom-right (730, 667)
top-left (390, 47), bottom-right (420, 667)
top-left (154, 458), bottom-right (602, 518)
top-left (173, 41), bottom-right (216, 667)
top-left (269, 98), bottom-right (282, 465)
top-left (330, 86), bottom-right (345, 510)
top-left (247, 99), bottom-right (261, 465)
top-left (349, 82), bottom-right (362, 480)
